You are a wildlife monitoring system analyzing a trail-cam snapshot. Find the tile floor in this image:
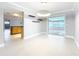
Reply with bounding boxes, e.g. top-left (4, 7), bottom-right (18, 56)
top-left (0, 34), bottom-right (79, 56)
